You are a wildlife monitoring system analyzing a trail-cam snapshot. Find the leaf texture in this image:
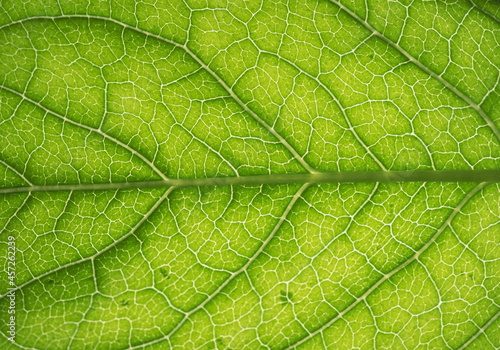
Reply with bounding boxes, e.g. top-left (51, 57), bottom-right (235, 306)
top-left (0, 0), bottom-right (499, 349)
